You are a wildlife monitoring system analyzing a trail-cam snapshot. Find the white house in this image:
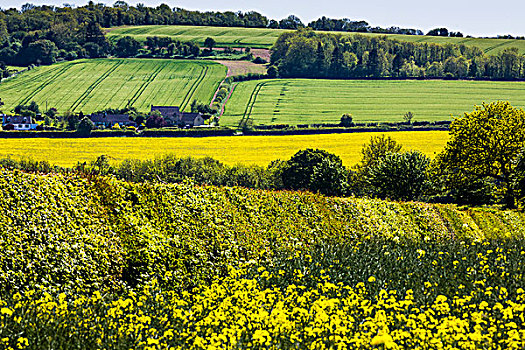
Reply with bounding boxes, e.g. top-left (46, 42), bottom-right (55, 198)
top-left (2, 115), bottom-right (39, 130)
